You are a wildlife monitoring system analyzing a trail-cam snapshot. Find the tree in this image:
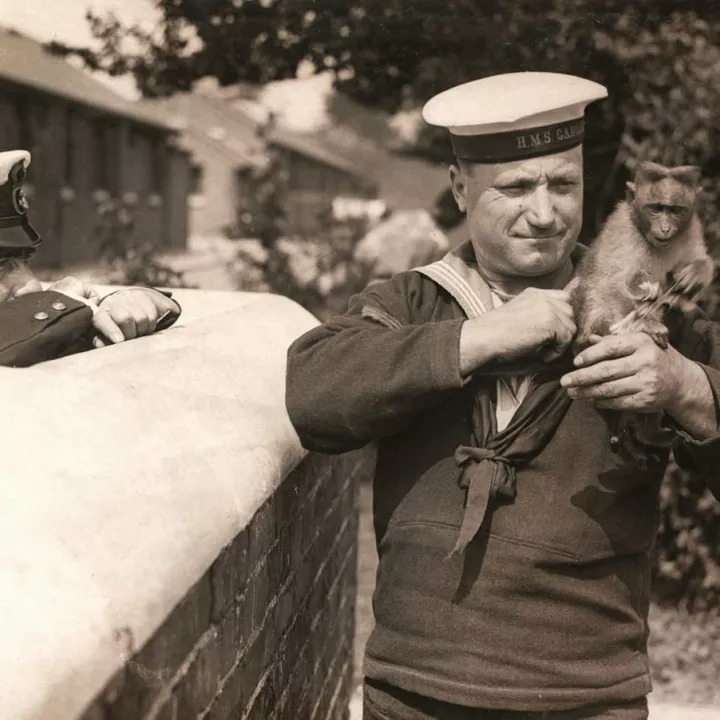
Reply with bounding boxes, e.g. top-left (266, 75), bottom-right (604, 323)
top-left (48, 2), bottom-right (720, 240)
top-left (92, 191), bottom-right (190, 288)
top-left (228, 147), bottom-right (374, 320)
